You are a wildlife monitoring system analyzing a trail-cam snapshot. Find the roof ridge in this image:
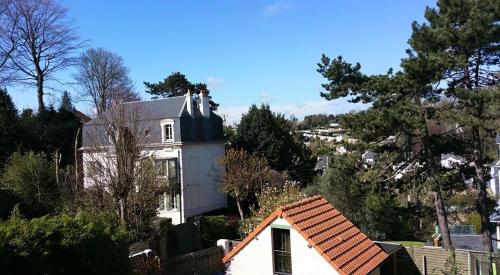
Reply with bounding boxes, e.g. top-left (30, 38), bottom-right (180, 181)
top-left (121, 95), bottom-right (186, 105)
top-left (281, 195), bottom-right (324, 211)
